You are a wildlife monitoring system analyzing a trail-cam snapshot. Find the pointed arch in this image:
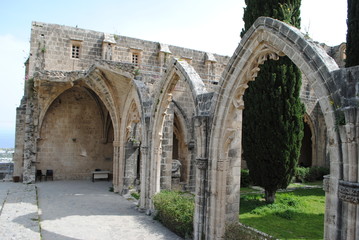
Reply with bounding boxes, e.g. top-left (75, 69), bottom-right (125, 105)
top-left (205, 17), bottom-right (341, 239)
top-left (146, 58), bottom-right (206, 207)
